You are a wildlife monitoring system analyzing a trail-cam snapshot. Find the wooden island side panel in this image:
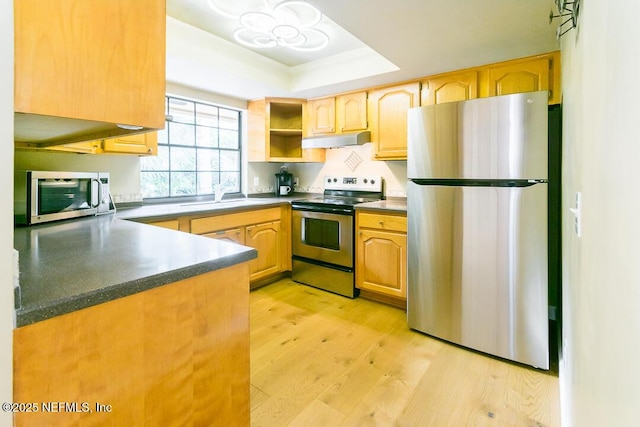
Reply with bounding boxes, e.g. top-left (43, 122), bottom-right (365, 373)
top-left (13, 263), bottom-right (250, 427)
